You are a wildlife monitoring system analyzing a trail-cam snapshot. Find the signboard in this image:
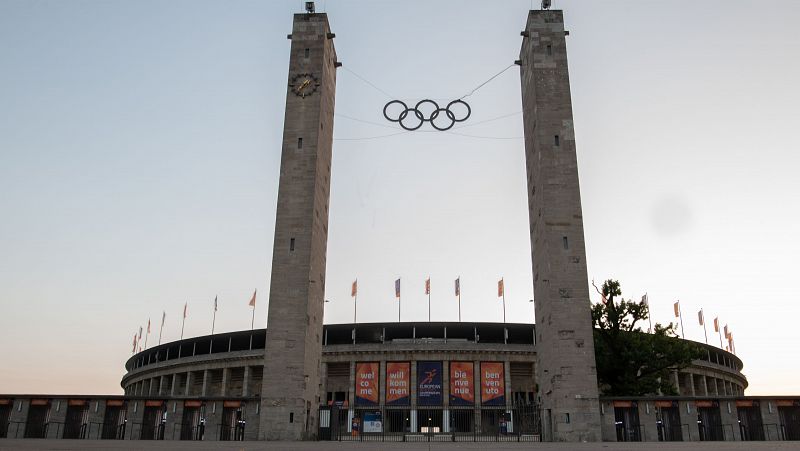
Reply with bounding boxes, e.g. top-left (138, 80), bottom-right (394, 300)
top-left (355, 362), bottom-right (379, 406)
top-left (145, 400), bottom-right (164, 407)
top-left (776, 400), bottom-right (800, 407)
top-left (449, 361), bottom-right (475, 405)
top-left (417, 361), bottom-right (443, 405)
top-left (223, 401), bottom-right (241, 408)
top-left (184, 400), bottom-right (203, 408)
top-left (613, 401), bottom-right (635, 408)
top-left (68, 399), bottom-right (88, 407)
top-left (655, 400), bottom-right (676, 408)
top-left (363, 411), bottom-right (383, 433)
top-left (0, 399), bottom-right (10, 405)
top-left (480, 362), bottom-right (505, 406)
top-left (736, 400), bottom-right (756, 407)
top-left (694, 400), bottom-right (716, 408)
top-left (385, 362), bottom-right (410, 406)
top-left (106, 399), bottom-right (124, 407)
top-left (30, 399), bottom-right (49, 406)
